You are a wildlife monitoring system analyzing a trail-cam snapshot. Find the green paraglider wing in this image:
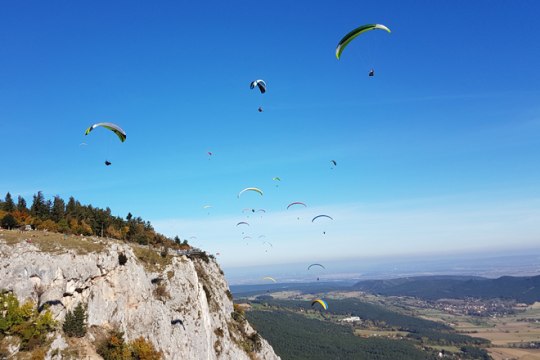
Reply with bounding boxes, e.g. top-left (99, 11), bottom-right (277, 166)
top-left (262, 276), bottom-right (277, 283)
top-left (85, 122), bottom-right (127, 142)
top-left (336, 24), bottom-right (391, 60)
